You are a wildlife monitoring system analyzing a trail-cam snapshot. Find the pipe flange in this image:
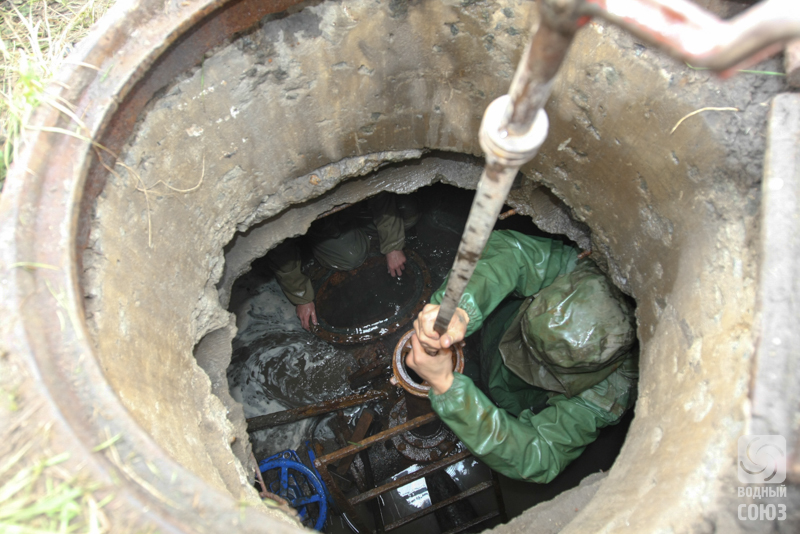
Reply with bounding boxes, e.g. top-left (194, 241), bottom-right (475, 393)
top-left (479, 94), bottom-right (550, 167)
top-left (389, 397), bottom-right (458, 463)
top-left (392, 329), bottom-right (465, 398)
